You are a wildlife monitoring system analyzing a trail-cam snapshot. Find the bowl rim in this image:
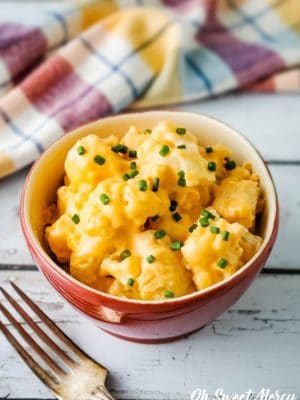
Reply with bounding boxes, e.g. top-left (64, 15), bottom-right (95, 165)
top-left (20, 111), bottom-right (279, 306)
